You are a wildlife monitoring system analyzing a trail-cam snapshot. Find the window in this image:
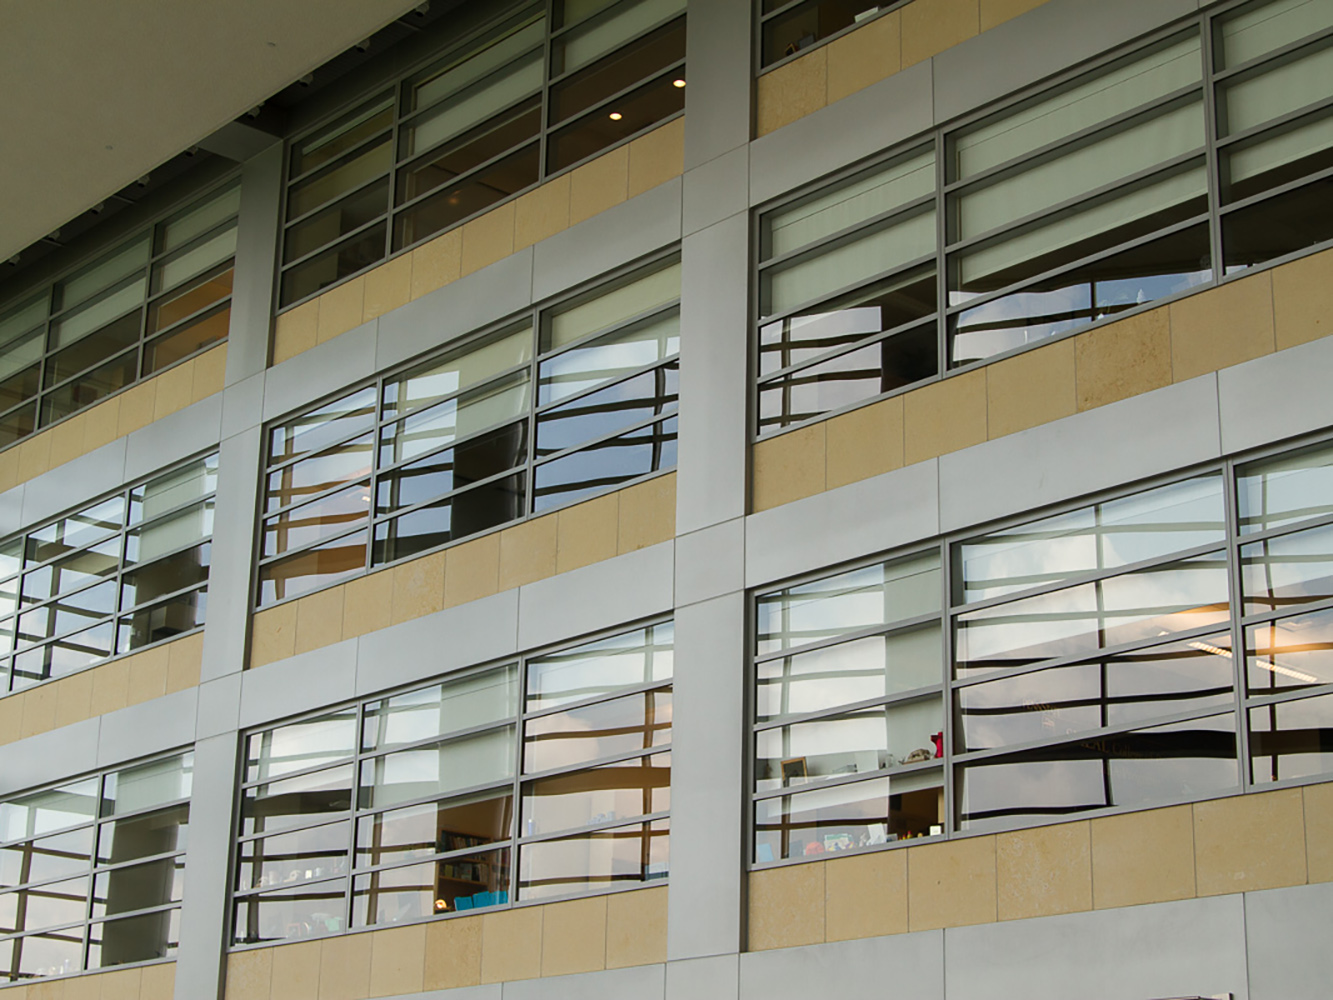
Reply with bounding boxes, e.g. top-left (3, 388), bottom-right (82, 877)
top-left (257, 257), bottom-right (679, 606)
top-left (749, 435), bottom-right (1333, 863)
top-left (0, 181), bottom-right (239, 448)
top-left (753, 0), bottom-right (1333, 434)
top-left (0, 454), bottom-right (218, 696)
top-left (757, 1), bottom-right (904, 70)
top-left (278, 0), bottom-right (687, 307)
top-left (0, 752), bottom-right (193, 984)
top-left (232, 621), bottom-right (672, 944)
